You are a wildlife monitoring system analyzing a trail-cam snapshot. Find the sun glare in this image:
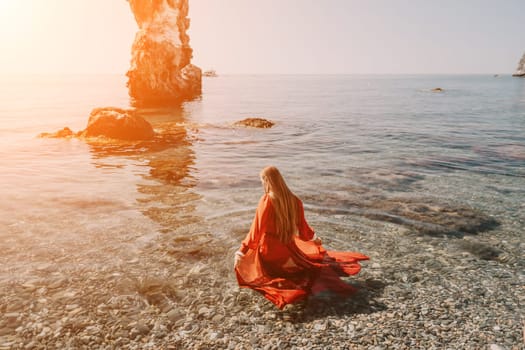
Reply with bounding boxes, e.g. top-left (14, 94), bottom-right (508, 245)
top-left (0, 0), bottom-right (13, 9)
top-left (0, 0), bottom-right (20, 19)
top-left (0, 0), bottom-right (29, 35)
